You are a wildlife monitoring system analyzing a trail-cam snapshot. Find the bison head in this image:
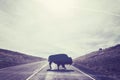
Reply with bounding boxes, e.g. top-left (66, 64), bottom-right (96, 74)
top-left (66, 57), bottom-right (73, 65)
